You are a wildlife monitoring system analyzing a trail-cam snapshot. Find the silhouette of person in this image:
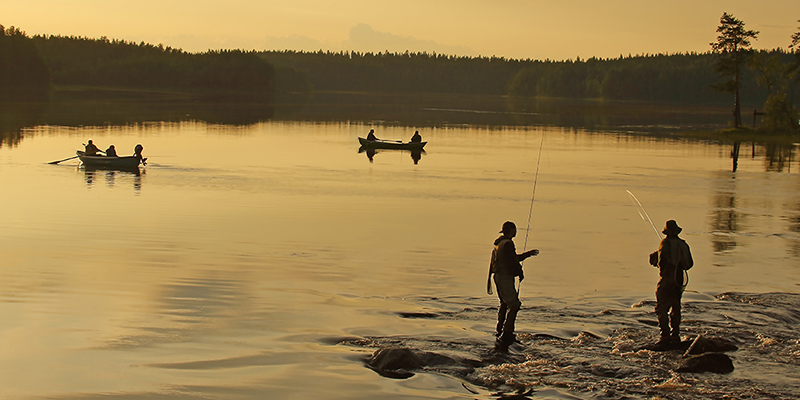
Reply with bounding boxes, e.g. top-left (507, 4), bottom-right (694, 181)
top-left (366, 129), bottom-right (377, 141)
top-left (487, 221), bottom-right (539, 345)
top-left (650, 220), bottom-right (693, 346)
top-left (84, 140), bottom-right (100, 156)
top-left (410, 131), bottom-right (422, 143)
top-left (105, 145), bottom-right (118, 157)
top-left (134, 144), bottom-right (144, 159)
